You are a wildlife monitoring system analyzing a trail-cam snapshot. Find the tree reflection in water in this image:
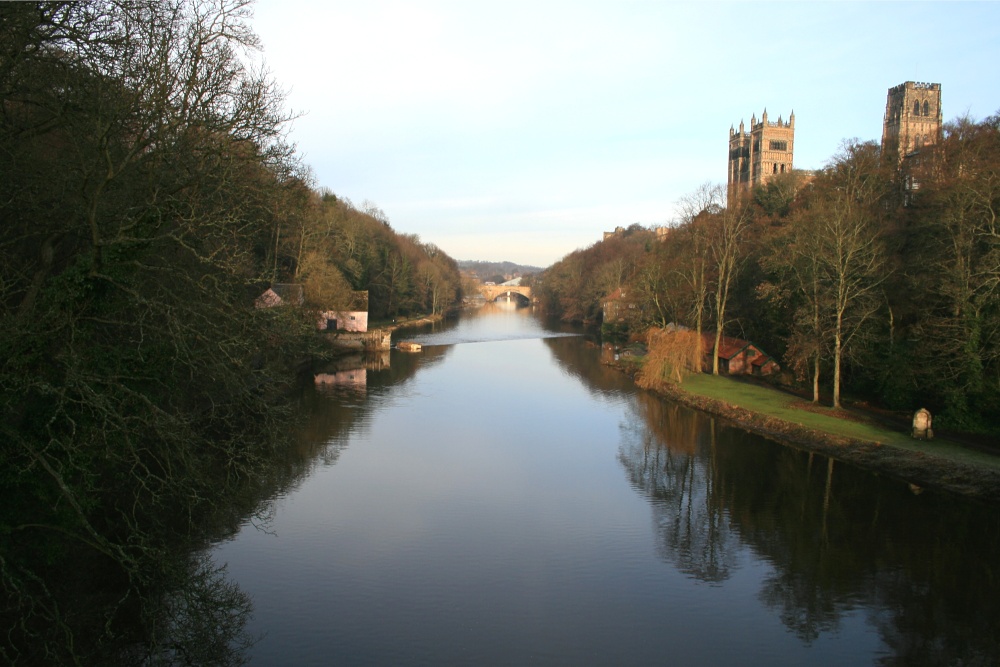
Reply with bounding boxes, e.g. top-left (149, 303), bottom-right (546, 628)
top-left (617, 389), bottom-right (1000, 664)
top-left (134, 556), bottom-right (256, 667)
top-left (0, 349), bottom-right (418, 665)
top-left (619, 394), bottom-right (741, 583)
